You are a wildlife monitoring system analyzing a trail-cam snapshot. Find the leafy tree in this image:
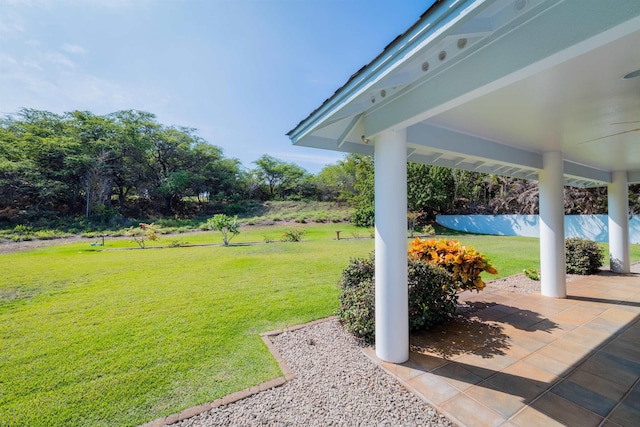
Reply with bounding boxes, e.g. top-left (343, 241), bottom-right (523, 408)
top-left (207, 214), bottom-right (239, 246)
top-left (407, 163), bottom-right (455, 219)
top-left (253, 154), bottom-right (311, 200)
